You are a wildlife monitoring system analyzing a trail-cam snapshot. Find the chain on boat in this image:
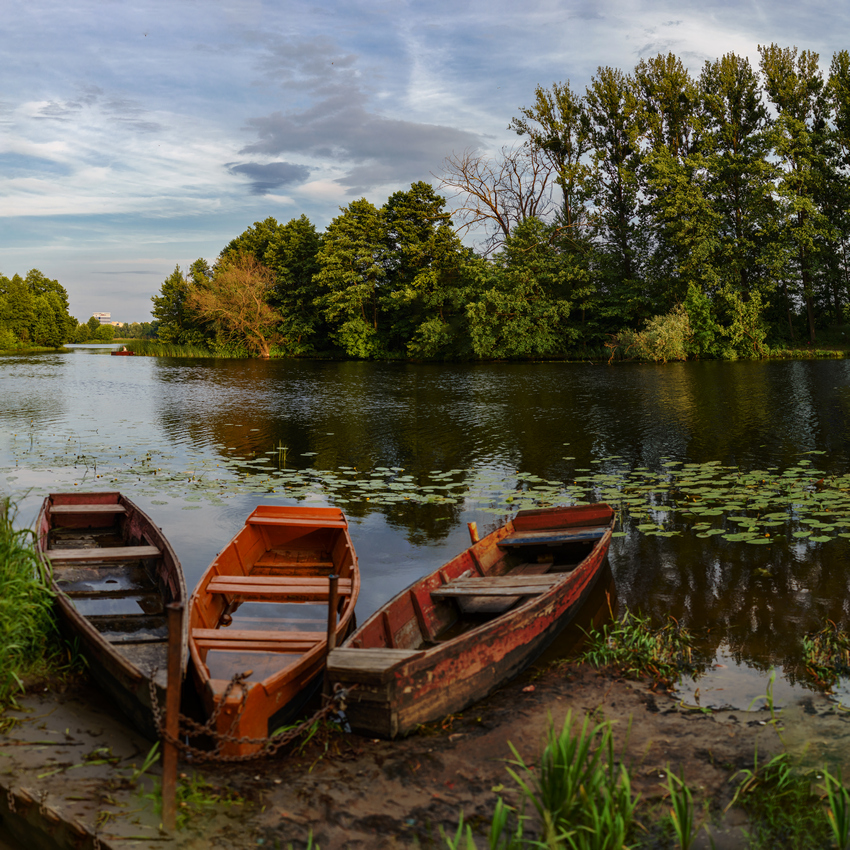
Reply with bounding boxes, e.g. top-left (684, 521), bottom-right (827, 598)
top-left (148, 671), bottom-right (354, 763)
